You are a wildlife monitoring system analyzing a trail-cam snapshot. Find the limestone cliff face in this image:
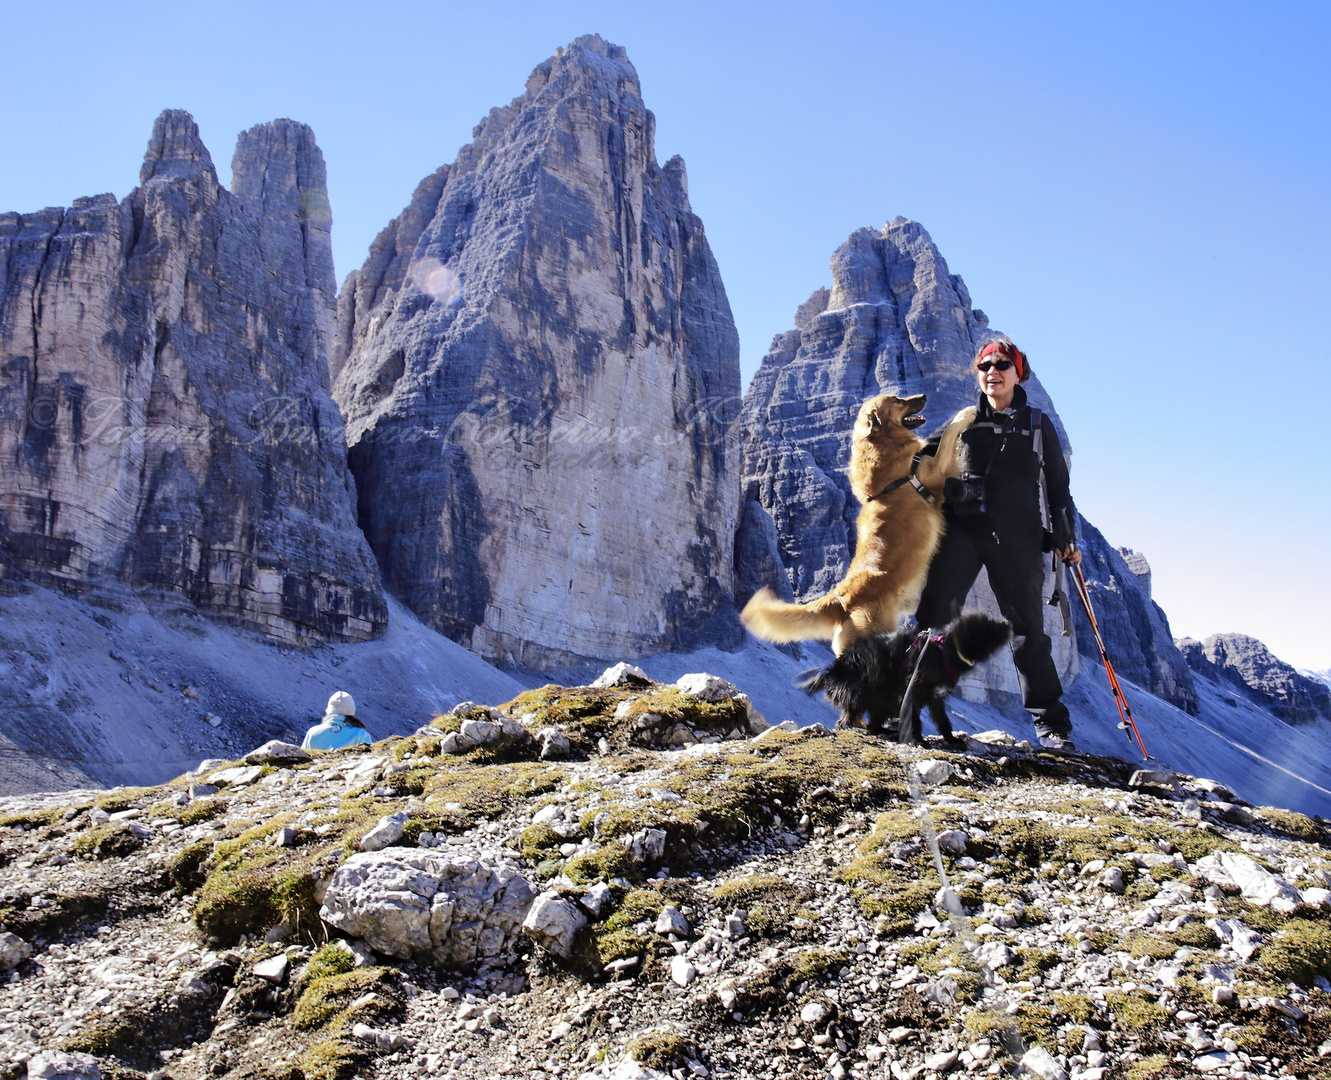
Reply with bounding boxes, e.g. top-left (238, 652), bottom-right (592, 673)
top-left (0, 111), bottom-right (385, 644)
top-left (333, 35), bottom-right (742, 669)
top-left (737, 219), bottom-right (1200, 713)
top-left (1073, 521), bottom-right (1197, 713)
top-left (1179, 633), bottom-right (1331, 725)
